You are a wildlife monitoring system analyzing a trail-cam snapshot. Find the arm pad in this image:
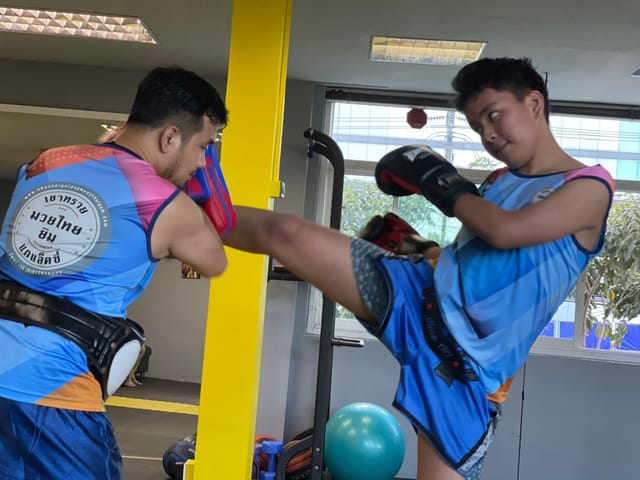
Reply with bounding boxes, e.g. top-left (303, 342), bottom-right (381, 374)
top-left (182, 145), bottom-right (236, 237)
